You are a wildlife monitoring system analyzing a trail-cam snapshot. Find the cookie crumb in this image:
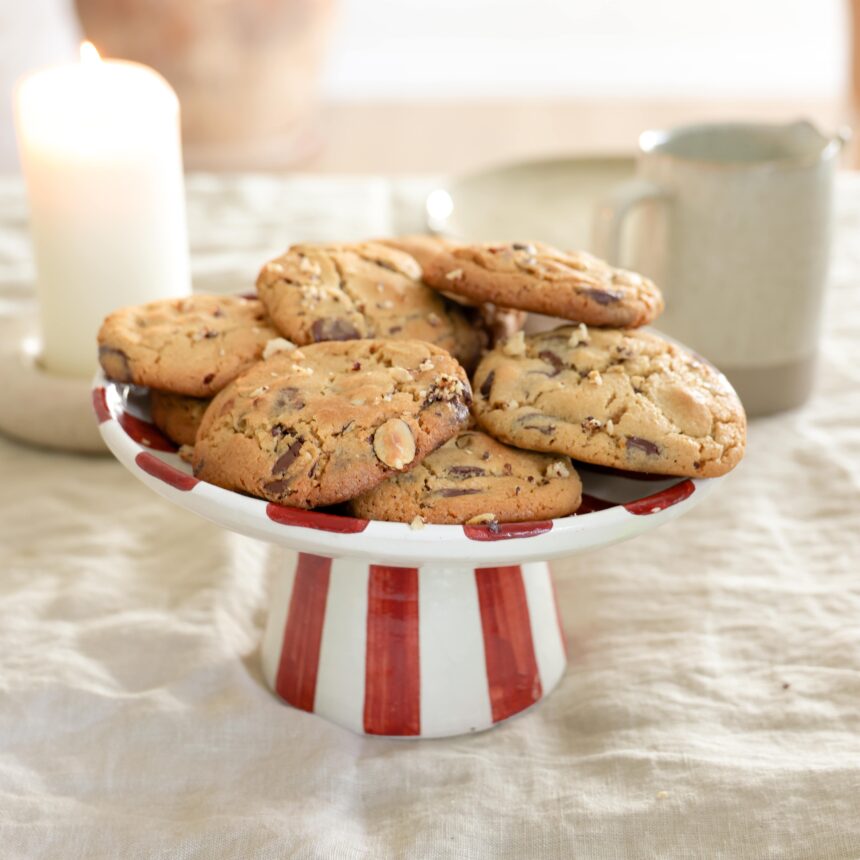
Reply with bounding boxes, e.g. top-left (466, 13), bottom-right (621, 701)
top-left (445, 268), bottom-right (464, 281)
top-left (178, 444), bottom-right (194, 463)
top-left (586, 369), bottom-right (603, 385)
top-left (410, 516), bottom-right (426, 531)
top-left (263, 337), bottom-right (297, 359)
top-left (656, 791), bottom-right (670, 800)
top-left (545, 460), bottom-right (570, 479)
top-left (502, 331), bottom-right (526, 357)
top-left (418, 358), bottom-right (434, 371)
top-left (466, 512), bottom-right (498, 525)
